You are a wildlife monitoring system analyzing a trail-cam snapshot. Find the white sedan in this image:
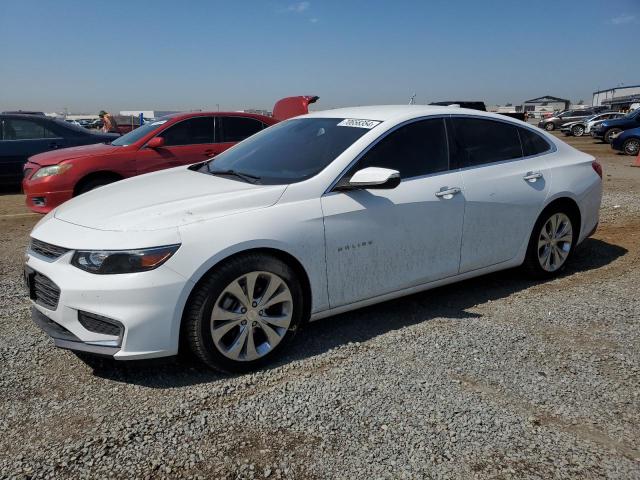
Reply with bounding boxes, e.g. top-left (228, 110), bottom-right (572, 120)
top-left (25, 106), bottom-right (602, 372)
